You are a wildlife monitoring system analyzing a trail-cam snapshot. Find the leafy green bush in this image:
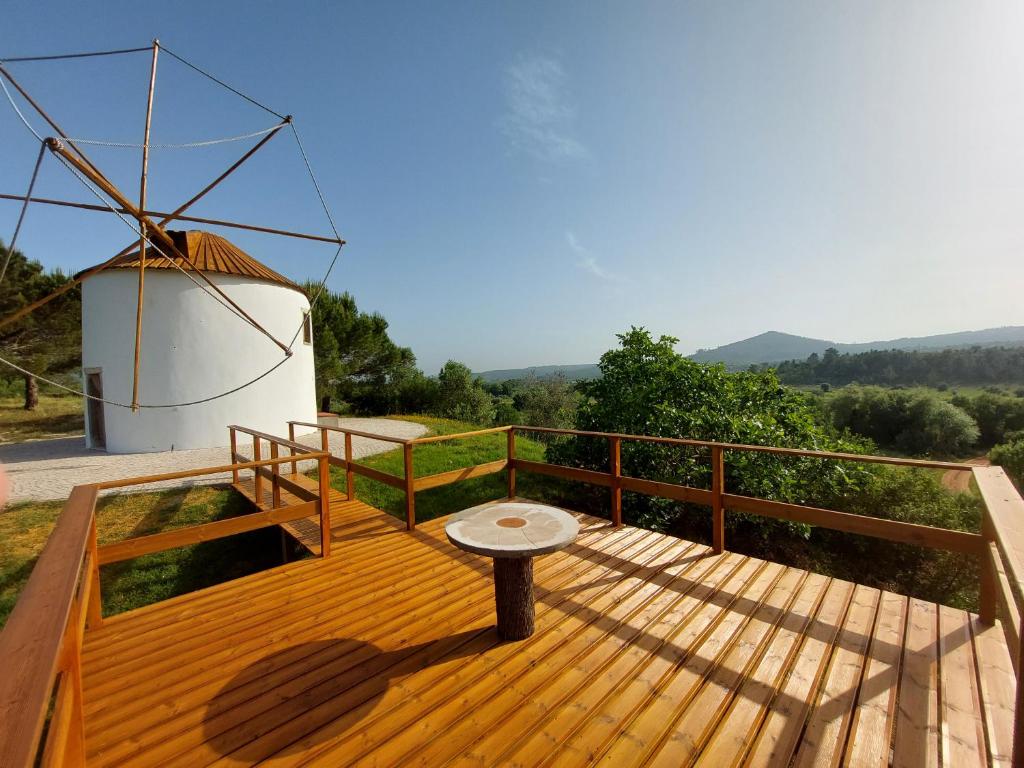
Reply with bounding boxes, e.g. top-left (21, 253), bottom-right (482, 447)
top-left (990, 438), bottom-right (1024, 486)
top-left (952, 391), bottom-right (1024, 447)
top-left (825, 386), bottom-right (979, 456)
top-left (547, 328), bottom-right (871, 533)
top-left (433, 361), bottom-right (495, 424)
